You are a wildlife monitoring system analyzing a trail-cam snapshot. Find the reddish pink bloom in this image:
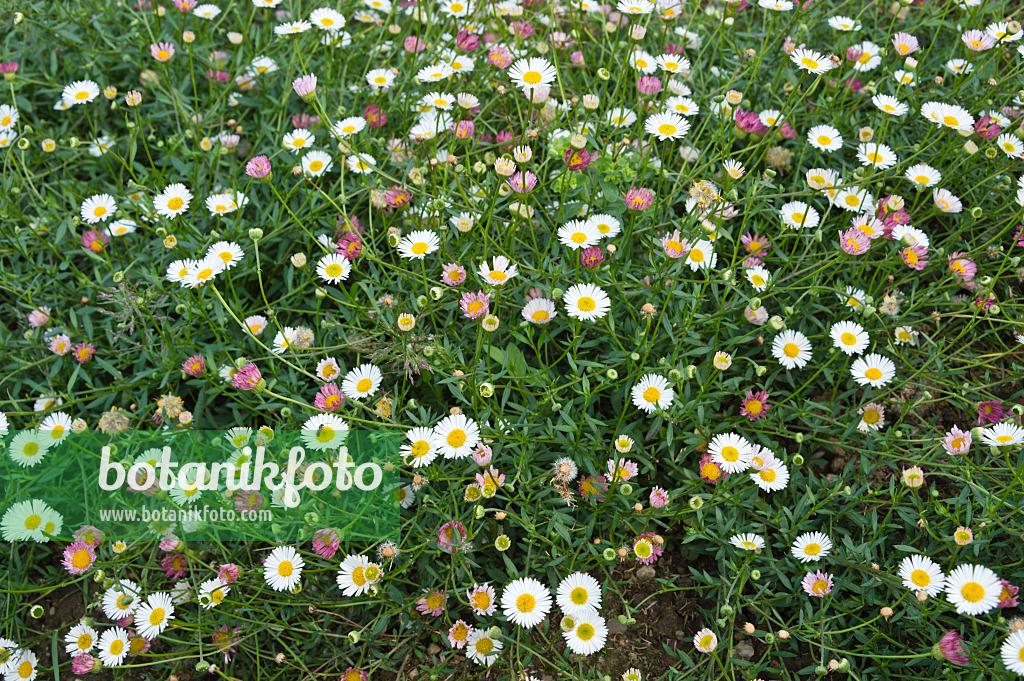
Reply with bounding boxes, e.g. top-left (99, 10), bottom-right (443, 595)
top-left (0, 61), bottom-right (19, 78)
top-left (741, 232), bottom-right (770, 258)
top-left (384, 185), bottom-right (413, 208)
top-left (475, 467), bottom-right (505, 488)
top-left (496, 130), bottom-right (515, 147)
top-left (292, 74), bottom-right (317, 102)
top-left (126, 632), bottom-right (151, 656)
top-left (73, 342), bottom-right (95, 363)
top-left (234, 489), bottom-right (263, 513)
top-left (416, 589), bottom-right (446, 616)
top-left (312, 528), bottom-right (341, 559)
top-left (633, 532), bottom-right (663, 564)
top-left (734, 108), bottom-right (768, 135)
top-left (182, 354), bottom-right (206, 376)
top-left (997, 579), bottom-right (1019, 608)
top-left (217, 563), bottom-right (240, 584)
top-left (403, 35), bottom-right (426, 52)
top-left (564, 147), bottom-right (591, 171)
top-left (71, 655), bottom-right (96, 674)
top-left (660, 230), bottom-right (690, 259)
top-left (293, 113), bottom-right (320, 129)
top-left (570, 50), bottom-right (584, 64)
top-left (974, 116), bottom-right (1001, 139)
top-left (441, 263), bottom-right (467, 286)
top-left (336, 232), bottom-right (363, 260)
top-left (82, 229), bottom-right (108, 253)
top-left (579, 475), bottom-right (608, 503)
top-left (846, 77), bottom-right (864, 93)
top-left (649, 486), bottom-right (670, 508)
top-left (937, 631), bottom-right (969, 665)
top-left (977, 400), bottom-right (1004, 425)
top-left (947, 252), bottom-right (977, 281)
top-left (73, 525), bottom-right (103, 546)
top-left (507, 171), bottom-right (537, 193)
top-left (974, 294), bottom-right (995, 310)
top-left (61, 541), bottom-right (96, 574)
top-left (900, 245), bottom-right (928, 270)
top-left (637, 75), bottom-right (662, 95)
top-left (456, 29), bottom-right (480, 52)
top-left (364, 104), bottom-right (386, 127)
top-left (779, 121), bottom-right (797, 139)
top-left (161, 552), bottom-right (188, 579)
top-left (741, 389), bottom-right (770, 421)
top-left (1014, 225), bottom-right (1024, 248)
top-left (471, 444), bottom-right (492, 466)
top-left (453, 120), bottom-right (475, 139)
top-left (460, 291), bottom-right (490, 319)
top-left (580, 246), bottom-right (604, 268)
top-left (624, 186), bottom-right (654, 211)
top-left (801, 570), bottom-right (834, 597)
top-left (509, 20), bottom-right (535, 38)
top-left (437, 520), bottom-right (468, 553)
top-left (846, 46), bottom-right (864, 62)
top-left (245, 155), bottom-right (271, 179)
top-left (314, 383), bottom-right (345, 412)
top-left (699, 452), bottom-right (728, 484)
top-left (839, 227), bottom-right (870, 255)
top-left (27, 307), bottom-right (51, 327)
top-left (212, 625), bottom-right (242, 664)
top-left (232, 362), bottom-right (265, 391)
top-left (150, 42), bottom-right (175, 62)
top-left (487, 45), bottom-right (514, 69)
top-left (342, 669), bottom-right (368, 681)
